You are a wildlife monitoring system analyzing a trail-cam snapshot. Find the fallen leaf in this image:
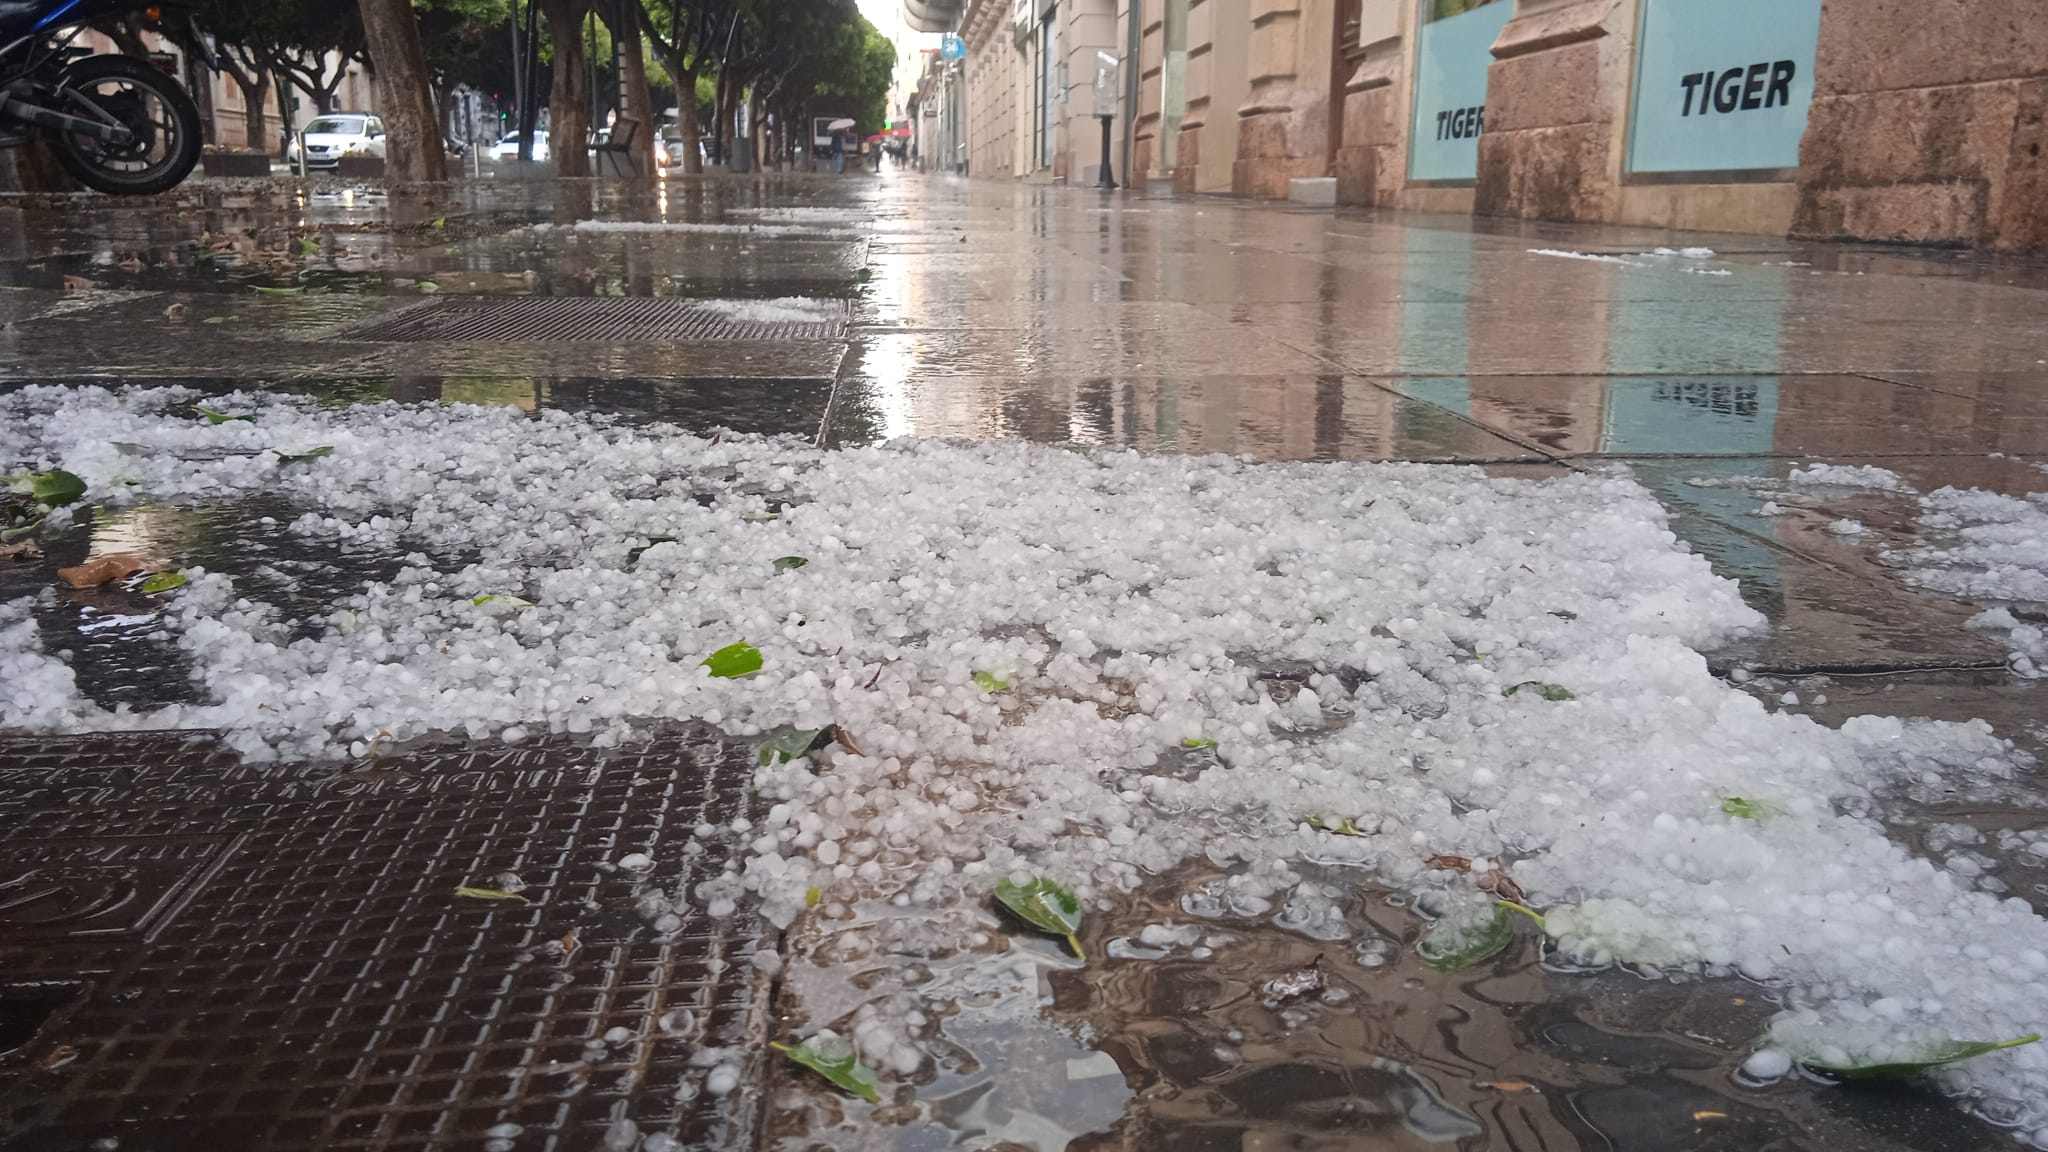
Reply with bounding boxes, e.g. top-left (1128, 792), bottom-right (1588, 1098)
top-left (1425, 854), bottom-right (1472, 873)
top-left (973, 670), bottom-right (1009, 692)
top-left (994, 875), bottom-right (1085, 959)
top-left (558, 928), bottom-right (579, 955)
top-left (1480, 1080), bottom-right (1537, 1094)
top-left (774, 1032), bottom-right (880, 1102)
top-left (0, 538), bottom-right (43, 561)
top-left (162, 302), bottom-right (187, 320)
top-left (44, 1044), bottom-right (78, 1070)
top-left (454, 885), bottom-right (529, 903)
top-left (833, 727), bottom-right (866, 756)
top-left (62, 274), bottom-right (99, 290)
top-left (118, 256), bottom-right (144, 273)
top-left (1692, 1110), bottom-right (1726, 1120)
top-left (58, 553), bottom-right (149, 588)
top-left (251, 285), bottom-right (304, 295)
top-left (417, 280), bottom-right (440, 293)
top-left (702, 641), bottom-right (763, 678)
top-left (139, 572), bottom-right (188, 593)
